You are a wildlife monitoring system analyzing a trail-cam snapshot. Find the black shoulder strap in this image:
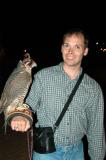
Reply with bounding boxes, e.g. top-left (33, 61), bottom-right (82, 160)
top-left (53, 70), bottom-right (84, 132)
